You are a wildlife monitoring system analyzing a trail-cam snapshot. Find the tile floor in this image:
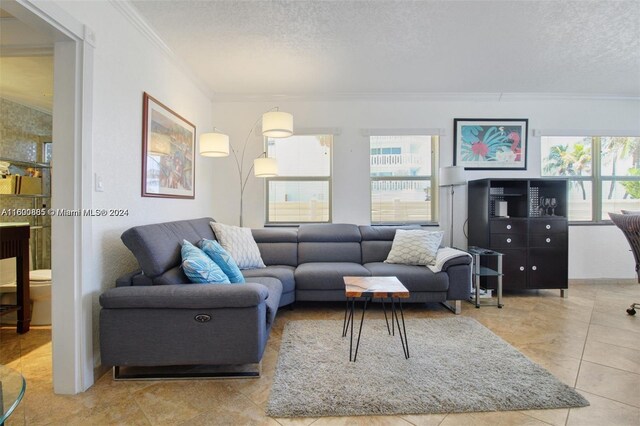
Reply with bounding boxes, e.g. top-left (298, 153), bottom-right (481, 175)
top-left (1, 280), bottom-right (639, 425)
